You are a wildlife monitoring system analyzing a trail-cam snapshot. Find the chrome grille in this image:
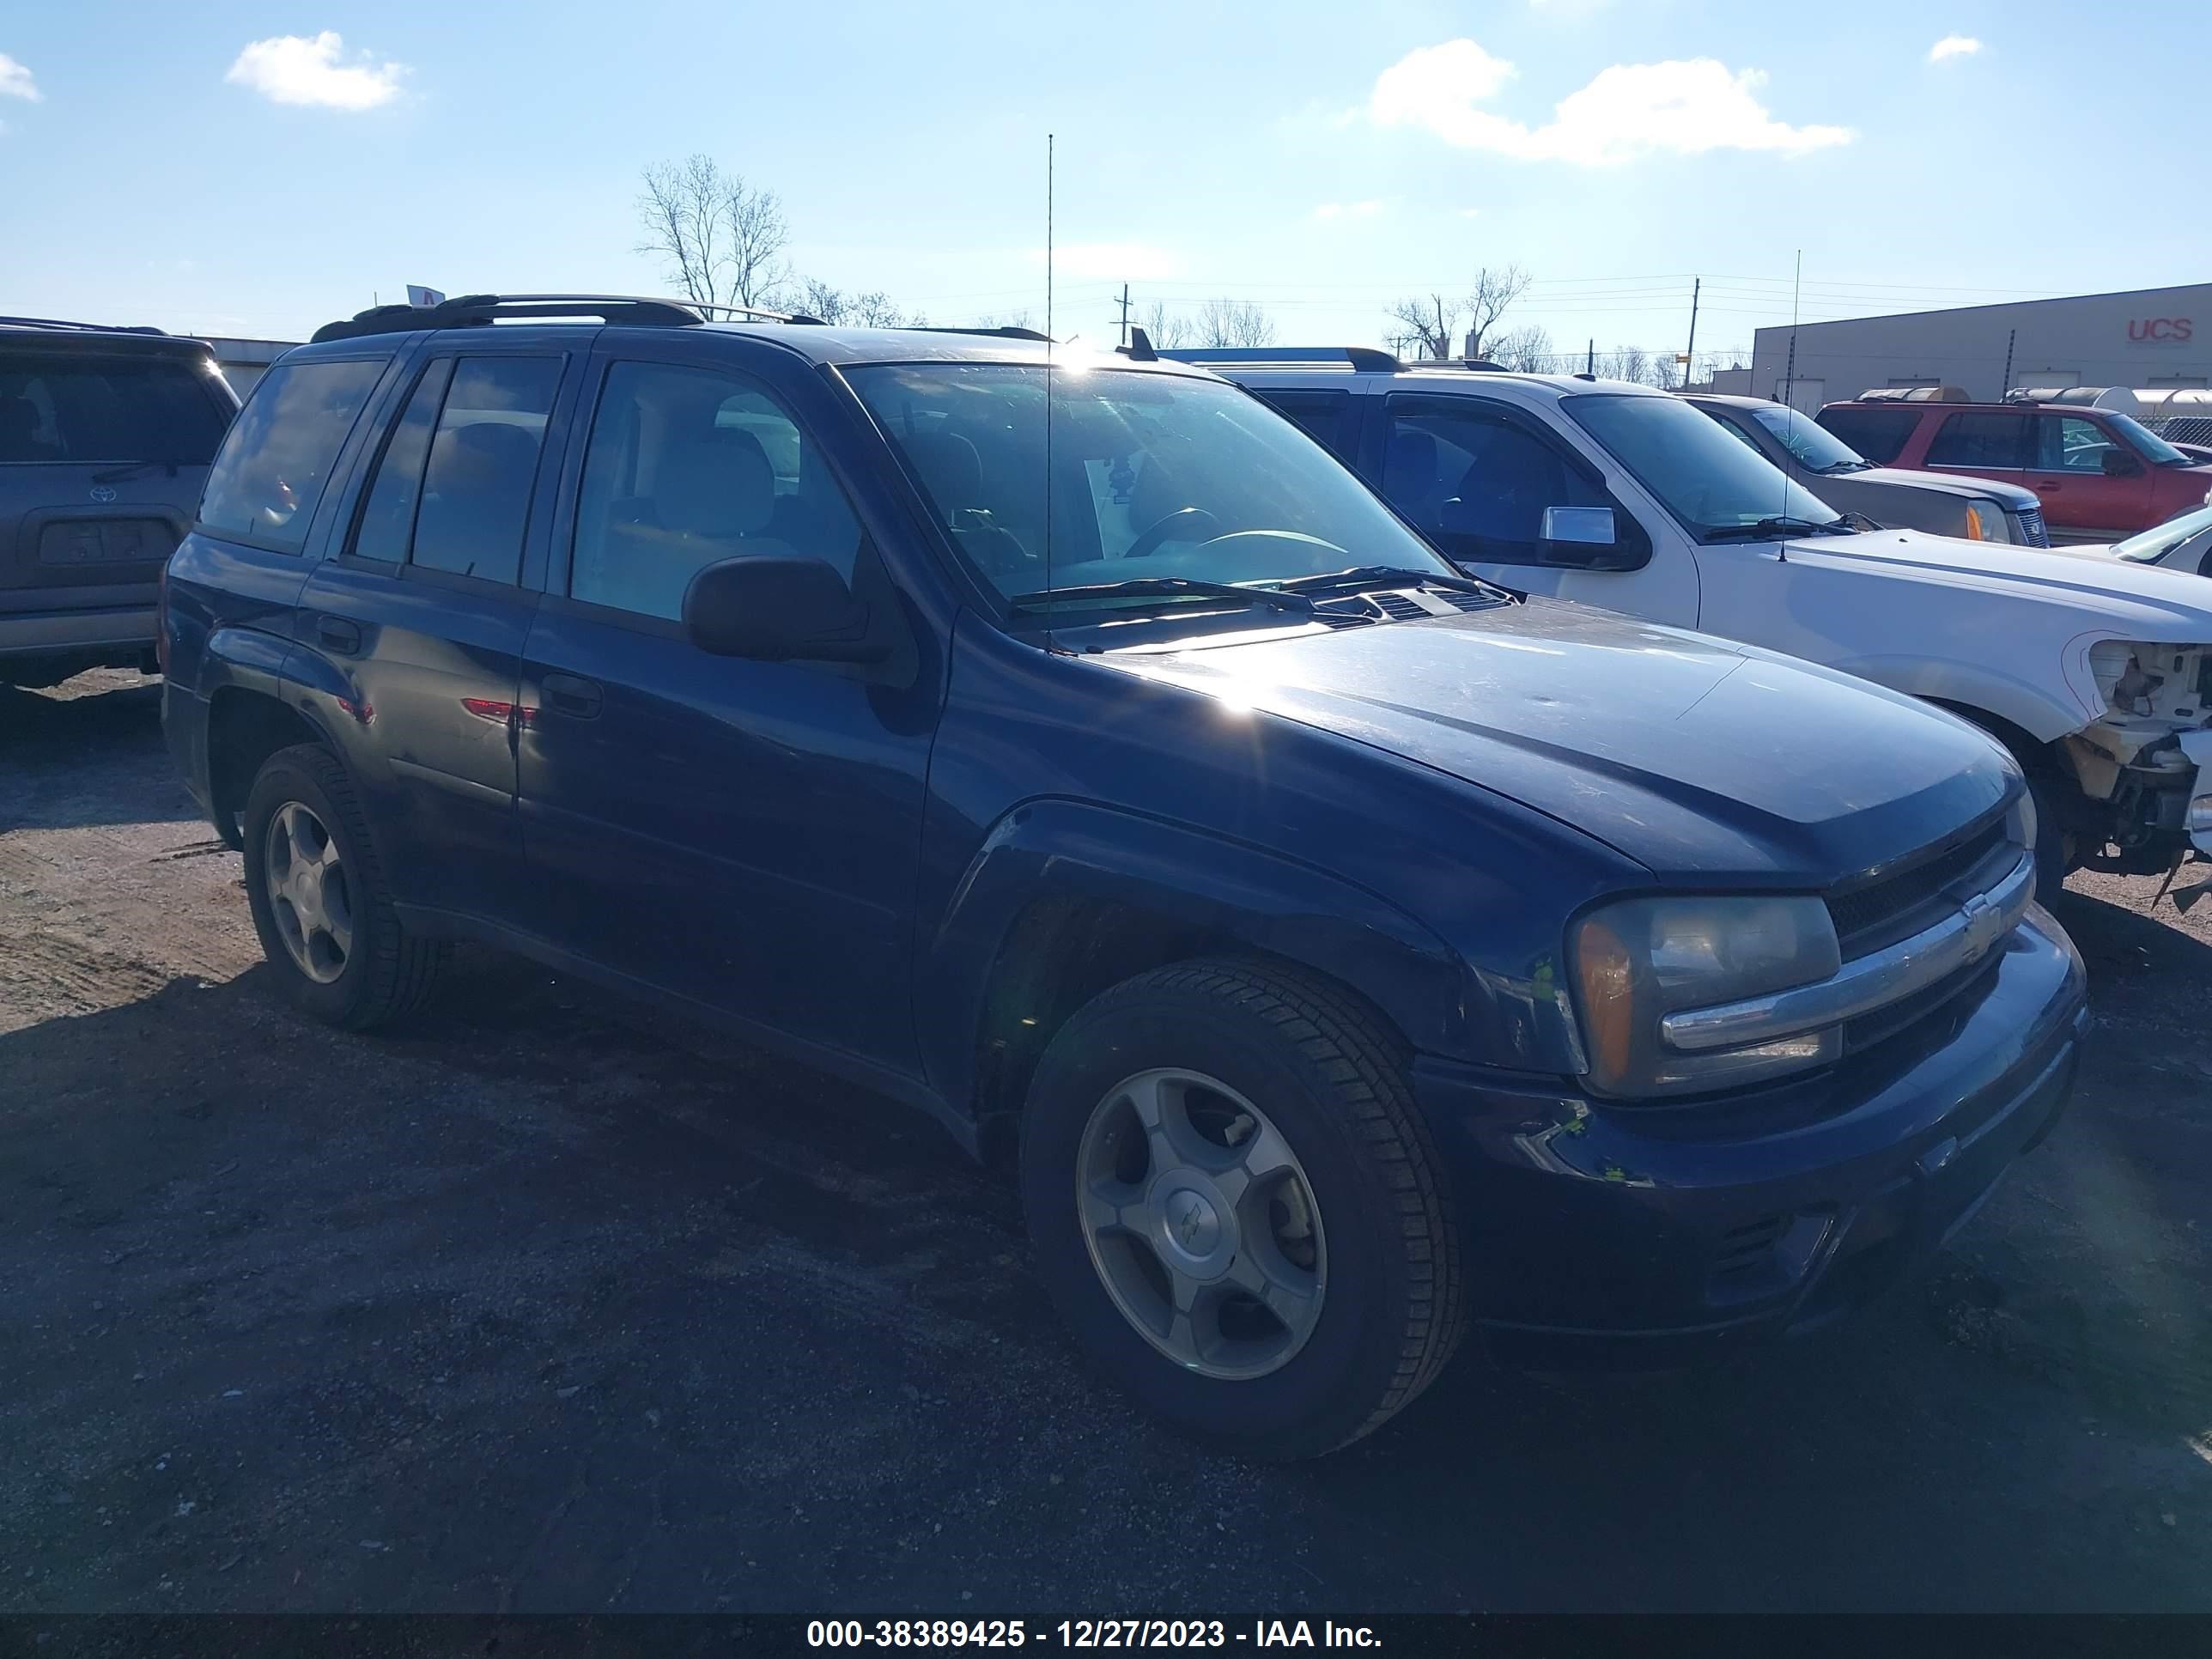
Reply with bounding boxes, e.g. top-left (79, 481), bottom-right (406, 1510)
top-left (2015, 505), bottom-right (2051, 549)
top-left (1826, 819), bottom-right (2013, 958)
